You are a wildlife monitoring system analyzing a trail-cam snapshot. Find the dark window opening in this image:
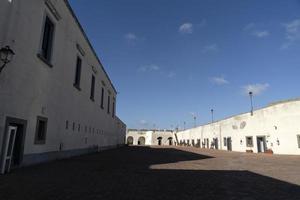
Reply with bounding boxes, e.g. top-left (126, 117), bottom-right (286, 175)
top-left (74, 57), bottom-right (82, 90)
top-left (112, 101), bottom-right (115, 118)
top-left (223, 137), bottom-right (227, 146)
top-left (107, 95), bottom-right (110, 114)
top-left (90, 75), bottom-right (95, 101)
top-left (297, 135), bottom-right (300, 148)
top-left (40, 16), bottom-right (54, 62)
top-left (246, 136), bottom-right (253, 147)
top-left (101, 88), bottom-right (104, 109)
top-left (34, 116), bottom-right (48, 144)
